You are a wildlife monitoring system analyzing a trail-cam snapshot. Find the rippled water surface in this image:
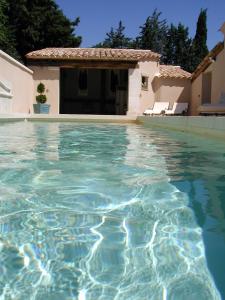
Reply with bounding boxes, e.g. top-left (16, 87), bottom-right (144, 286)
top-left (0, 122), bottom-right (225, 300)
